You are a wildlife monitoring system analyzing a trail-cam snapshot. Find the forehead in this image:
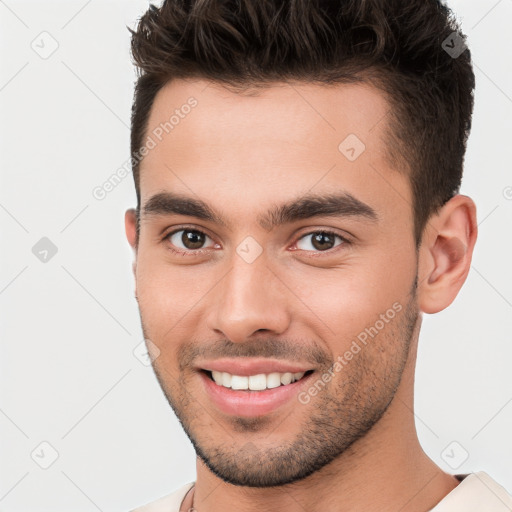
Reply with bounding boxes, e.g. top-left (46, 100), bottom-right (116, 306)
top-left (145, 78), bottom-right (391, 149)
top-left (138, 78), bottom-right (411, 231)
